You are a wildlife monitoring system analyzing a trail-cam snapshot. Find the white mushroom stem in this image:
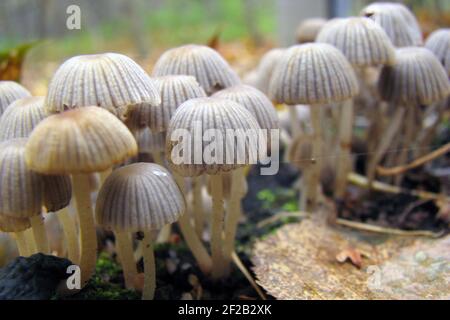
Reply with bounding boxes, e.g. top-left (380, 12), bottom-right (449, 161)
top-left (367, 107), bottom-right (405, 187)
top-left (174, 173), bottom-right (212, 274)
top-left (306, 106), bottom-right (323, 211)
top-left (99, 168), bottom-right (112, 187)
top-left (114, 230), bottom-right (137, 290)
top-left (30, 213), bottom-right (49, 254)
top-left (14, 231), bottom-right (29, 256)
top-left (289, 106), bottom-right (301, 138)
top-left (24, 228), bottom-right (37, 254)
top-left (72, 174), bottom-right (98, 286)
top-left (210, 173), bottom-right (225, 280)
top-left (142, 231), bottom-right (155, 300)
top-left (393, 106), bottom-right (416, 186)
top-left (192, 176), bottom-right (205, 239)
top-left (299, 168), bottom-right (313, 211)
top-left (156, 225), bottom-right (171, 243)
top-left (223, 167), bottom-right (245, 276)
top-left (57, 207), bottom-right (80, 264)
top-left (335, 99), bottom-right (354, 198)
